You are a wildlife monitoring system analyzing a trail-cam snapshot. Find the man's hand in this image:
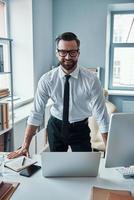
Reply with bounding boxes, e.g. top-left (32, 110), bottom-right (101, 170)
top-left (7, 124), bottom-right (38, 159)
top-left (7, 147), bottom-right (29, 159)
